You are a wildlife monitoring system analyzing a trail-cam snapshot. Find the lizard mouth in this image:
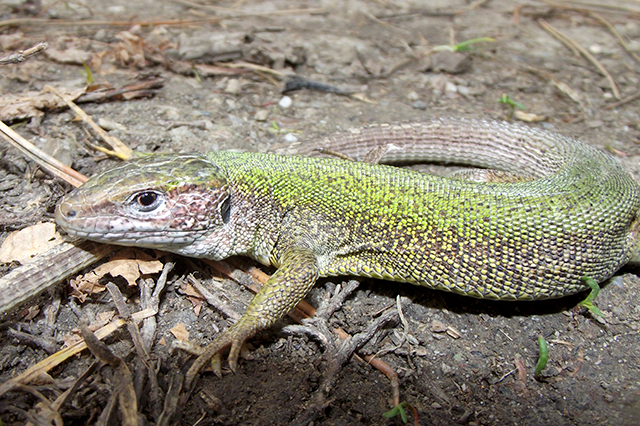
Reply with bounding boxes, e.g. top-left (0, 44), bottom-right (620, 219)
top-left (55, 201), bottom-right (203, 247)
